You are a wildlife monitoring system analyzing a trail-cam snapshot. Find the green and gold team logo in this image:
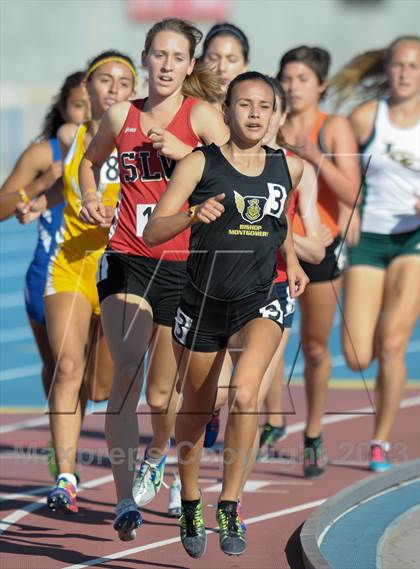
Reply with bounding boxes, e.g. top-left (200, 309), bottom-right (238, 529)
top-left (385, 143), bottom-right (420, 172)
top-left (234, 191), bottom-right (267, 224)
top-left (246, 198), bottom-right (261, 221)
